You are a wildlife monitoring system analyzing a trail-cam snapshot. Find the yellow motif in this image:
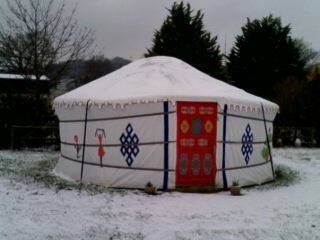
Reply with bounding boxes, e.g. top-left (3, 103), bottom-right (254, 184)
top-left (180, 120), bottom-right (189, 134)
top-left (205, 120), bottom-right (214, 133)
